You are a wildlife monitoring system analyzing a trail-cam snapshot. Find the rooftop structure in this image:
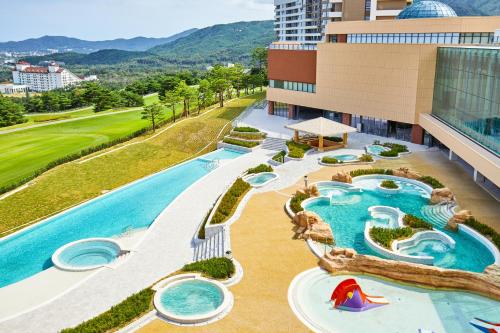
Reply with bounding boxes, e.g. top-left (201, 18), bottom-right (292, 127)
top-left (397, 0), bottom-right (457, 19)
